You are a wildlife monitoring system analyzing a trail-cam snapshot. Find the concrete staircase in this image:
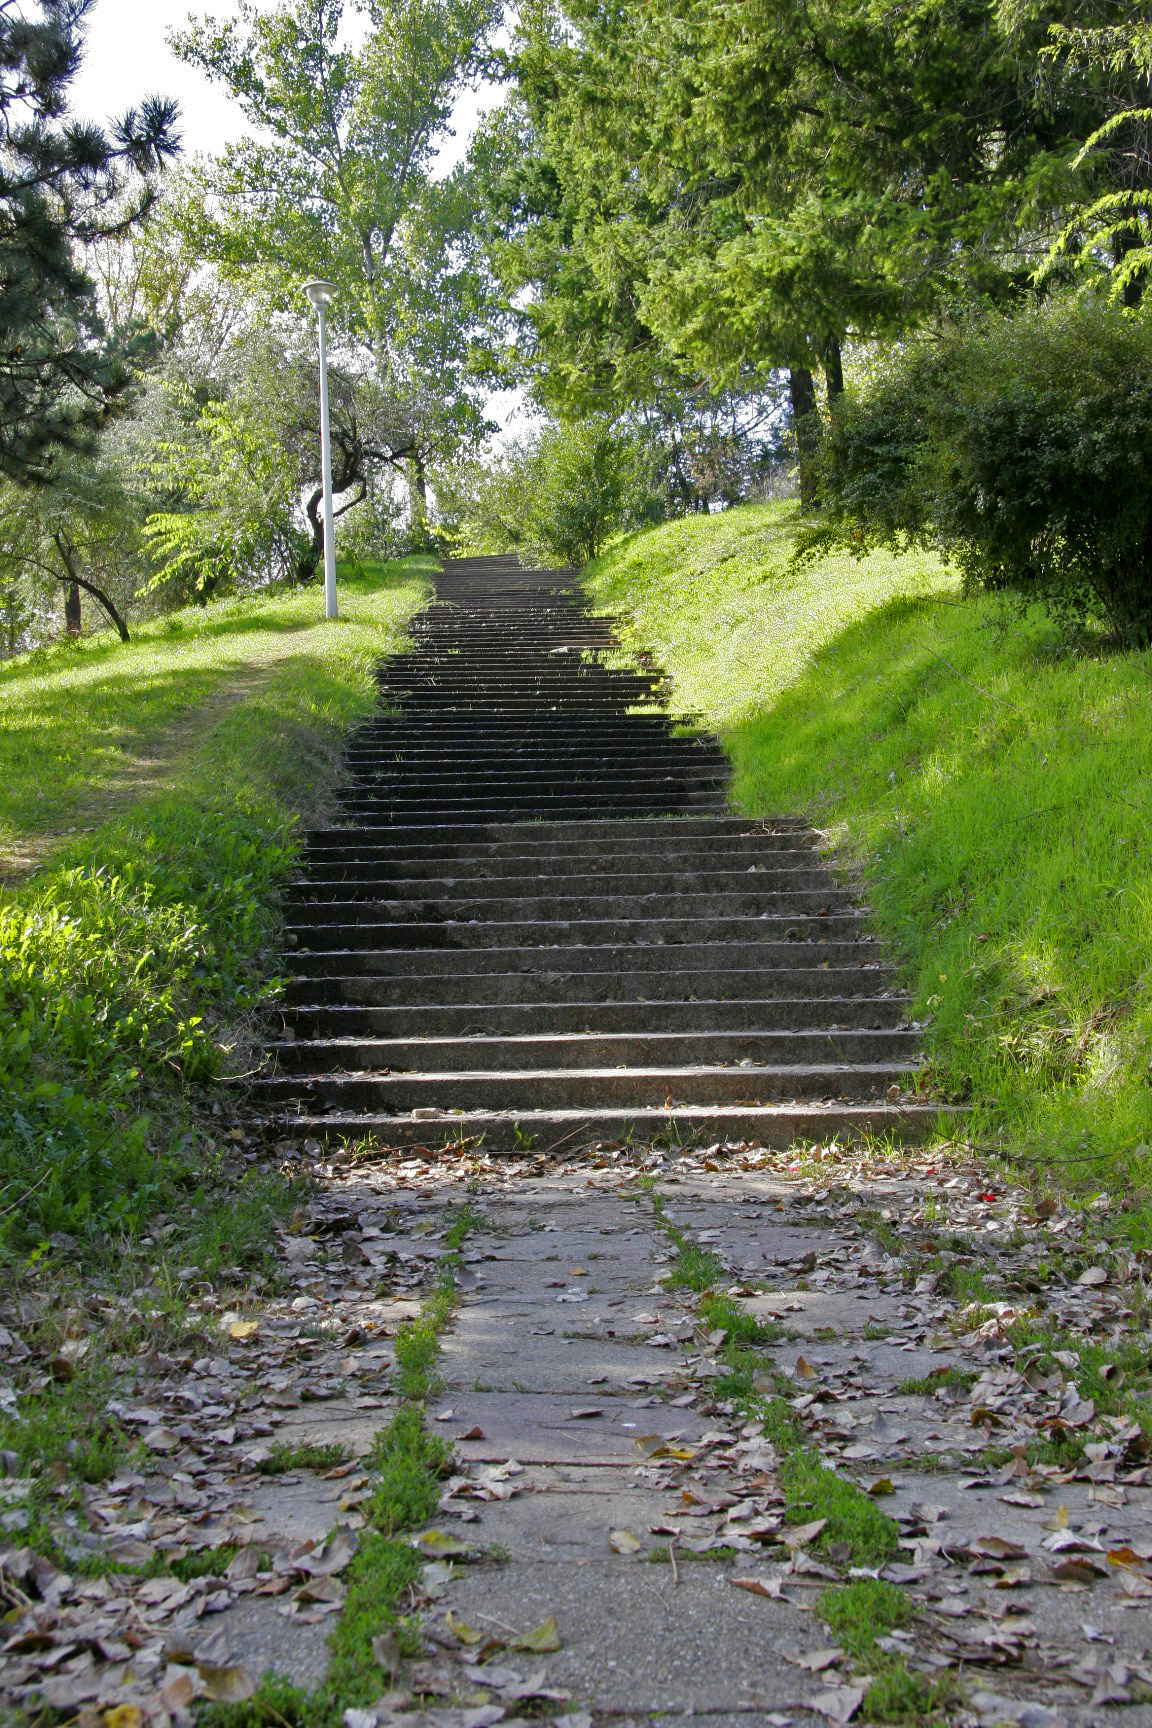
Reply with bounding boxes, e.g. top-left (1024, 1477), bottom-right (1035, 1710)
top-left (258, 556), bottom-right (937, 1153)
